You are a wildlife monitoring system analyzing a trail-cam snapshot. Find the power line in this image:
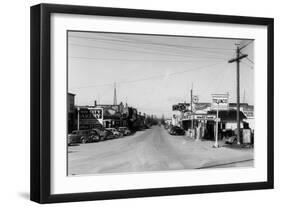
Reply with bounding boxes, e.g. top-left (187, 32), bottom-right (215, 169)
top-left (69, 34), bottom-right (235, 51)
top-left (239, 40), bottom-right (254, 51)
top-left (70, 61), bottom-right (226, 90)
top-left (69, 43), bottom-right (228, 60)
top-left (245, 57), bottom-right (254, 64)
top-left (69, 35), bottom-right (233, 58)
top-left (241, 61), bottom-right (254, 70)
top-left (239, 51), bottom-right (254, 65)
top-left (69, 56), bottom-right (224, 63)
